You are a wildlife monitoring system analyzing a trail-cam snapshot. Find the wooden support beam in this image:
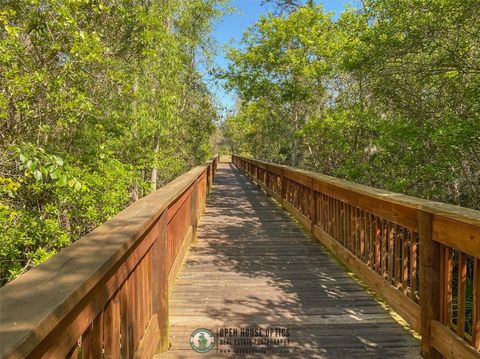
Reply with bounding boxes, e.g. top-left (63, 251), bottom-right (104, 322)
top-left (418, 210), bottom-right (442, 359)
